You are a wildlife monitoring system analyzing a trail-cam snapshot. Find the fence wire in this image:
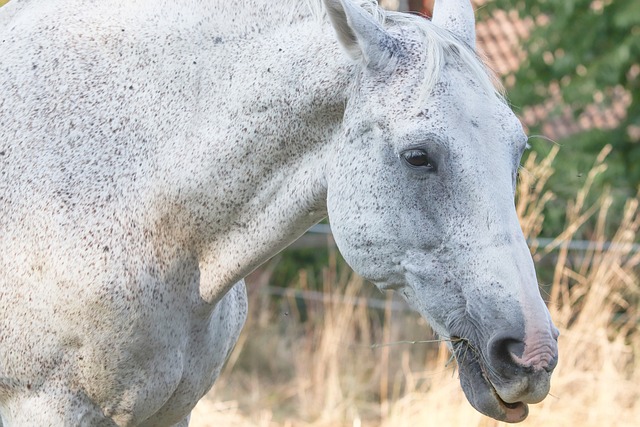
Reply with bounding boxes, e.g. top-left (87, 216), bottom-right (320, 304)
top-left (305, 224), bottom-right (640, 253)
